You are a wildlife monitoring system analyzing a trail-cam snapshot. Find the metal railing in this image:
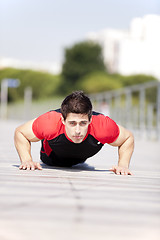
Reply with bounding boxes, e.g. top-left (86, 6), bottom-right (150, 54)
top-left (90, 81), bottom-right (160, 141)
top-left (1, 79), bottom-right (160, 140)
